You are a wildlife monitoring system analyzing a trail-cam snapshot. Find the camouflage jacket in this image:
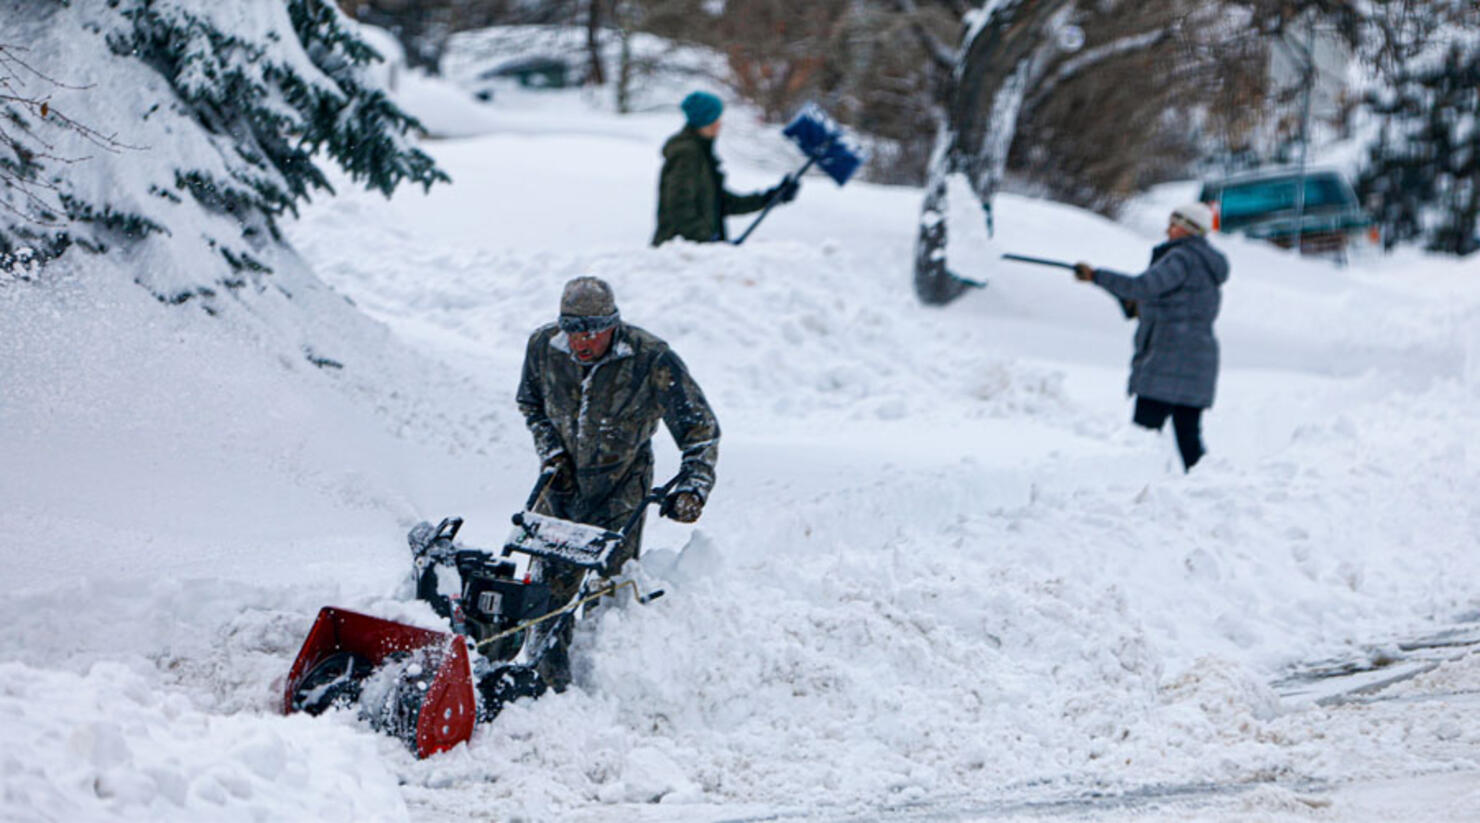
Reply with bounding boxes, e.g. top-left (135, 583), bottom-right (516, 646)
top-left (516, 323), bottom-right (720, 526)
top-left (651, 127), bottom-right (771, 246)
